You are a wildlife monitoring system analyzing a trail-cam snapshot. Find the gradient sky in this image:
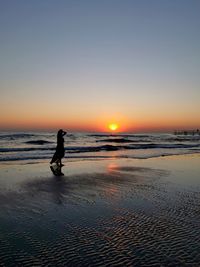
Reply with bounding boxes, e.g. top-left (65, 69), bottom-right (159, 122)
top-left (0, 0), bottom-right (200, 132)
